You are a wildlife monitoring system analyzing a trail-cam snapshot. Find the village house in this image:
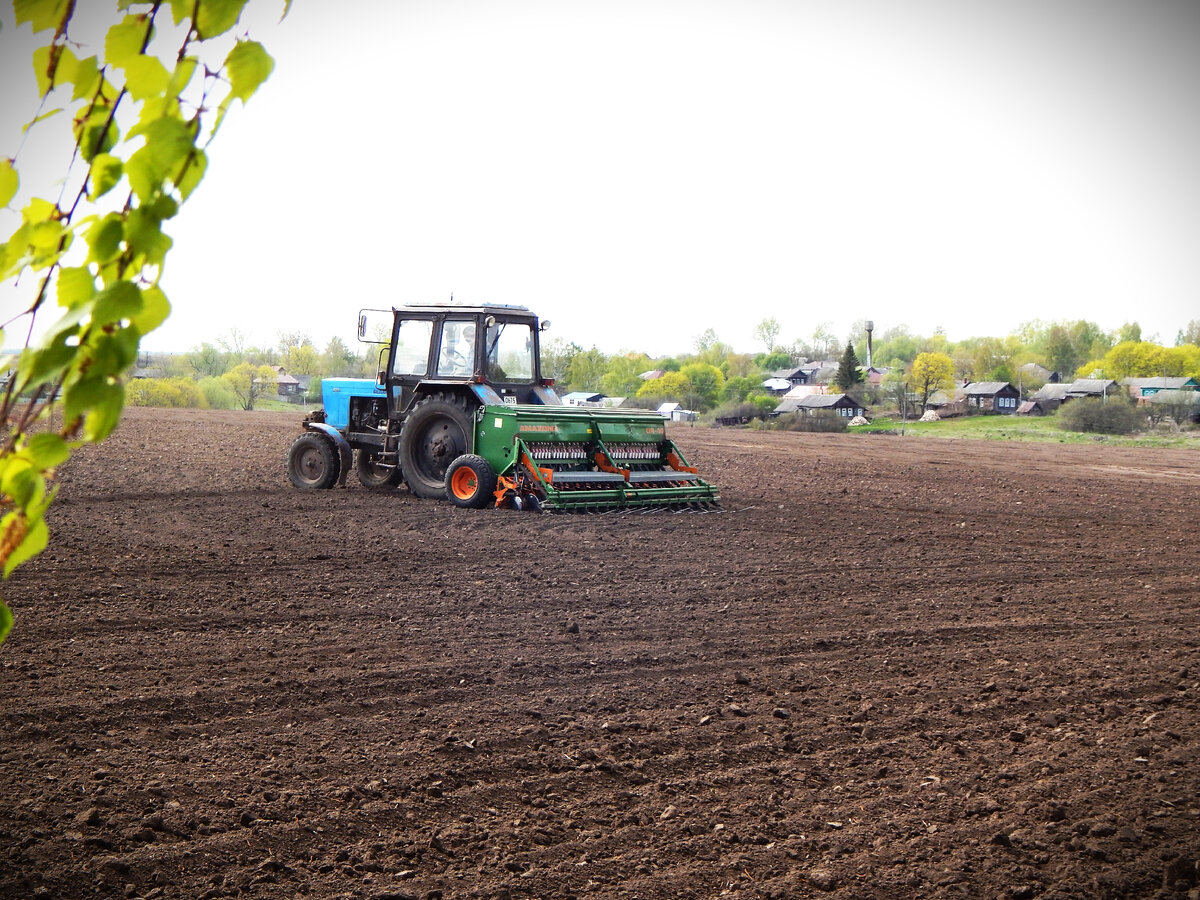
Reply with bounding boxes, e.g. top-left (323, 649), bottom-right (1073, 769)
top-left (774, 392), bottom-right (868, 418)
top-left (960, 381), bottom-right (1021, 414)
top-left (1064, 379), bottom-right (1121, 400)
top-left (1121, 376), bottom-right (1199, 401)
